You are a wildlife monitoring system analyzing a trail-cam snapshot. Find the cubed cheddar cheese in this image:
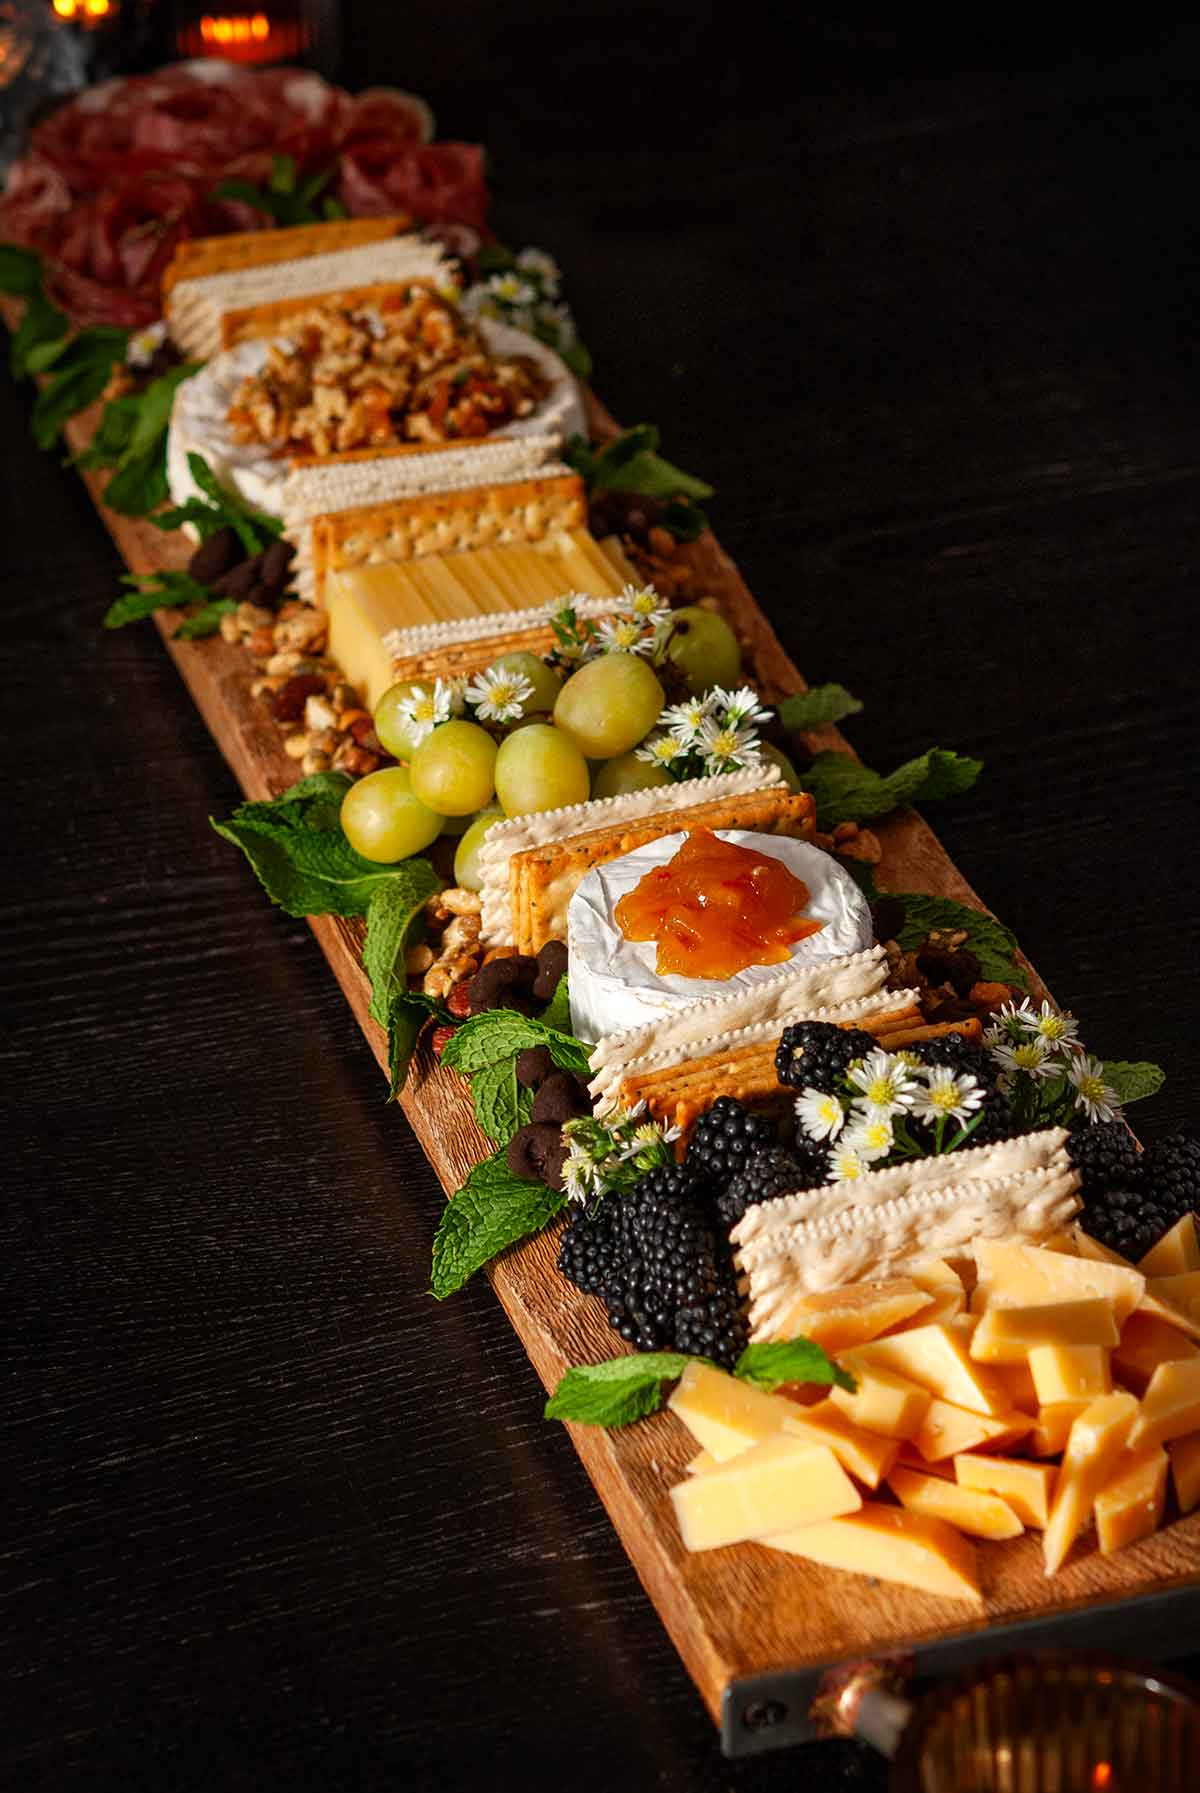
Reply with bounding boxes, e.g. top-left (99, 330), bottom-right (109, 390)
top-left (987, 1360), bottom-right (1040, 1415)
top-left (1128, 1358), bottom-right (1200, 1451)
top-left (781, 1399), bottom-right (901, 1489)
top-left (686, 1450), bottom-right (717, 1476)
top-left (969, 1298), bottom-right (1119, 1363)
top-left (1093, 1447), bottom-right (1168, 1555)
top-left (770, 1502), bottom-right (982, 1601)
top-left (667, 1360), bottom-right (792, 1462)
top-left (1137, 1216), bottom-right (1200, 1278)
top-left (1043, 1392), bottom-right (1139, 1575)
top-left (830, 1361), bottom-right (931, 1440)
top-left (888, 1465), bottom-right (1023, 1540)
top-left (1111, 1312), bottom-right (1198, 1395)
top-left (898, 1260), bottom-right (967, 1328)
top-left (768, 1280), bottom-right (933, 1353)
top-left (1029, 1402), bottom-right (1091, 1456)
top-left (955, 1453), bottom-right (1057, 1529)
top-left (975, 1238), bottom-right (1145, 1326)
top-left (1027, 1343), bottom-right (1112, 1406)
top-left (1167, 1431), bottom-right (1200, 1514)
top-left (669, 1434), bottom-right (860, 1552)
top-left (1147, 1272), bottom-right (1200, 1325)
top-left (913, 1398), bottom-right (1031, 1463)
top-left (845, 1324), bottom-right (1011, 1416)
